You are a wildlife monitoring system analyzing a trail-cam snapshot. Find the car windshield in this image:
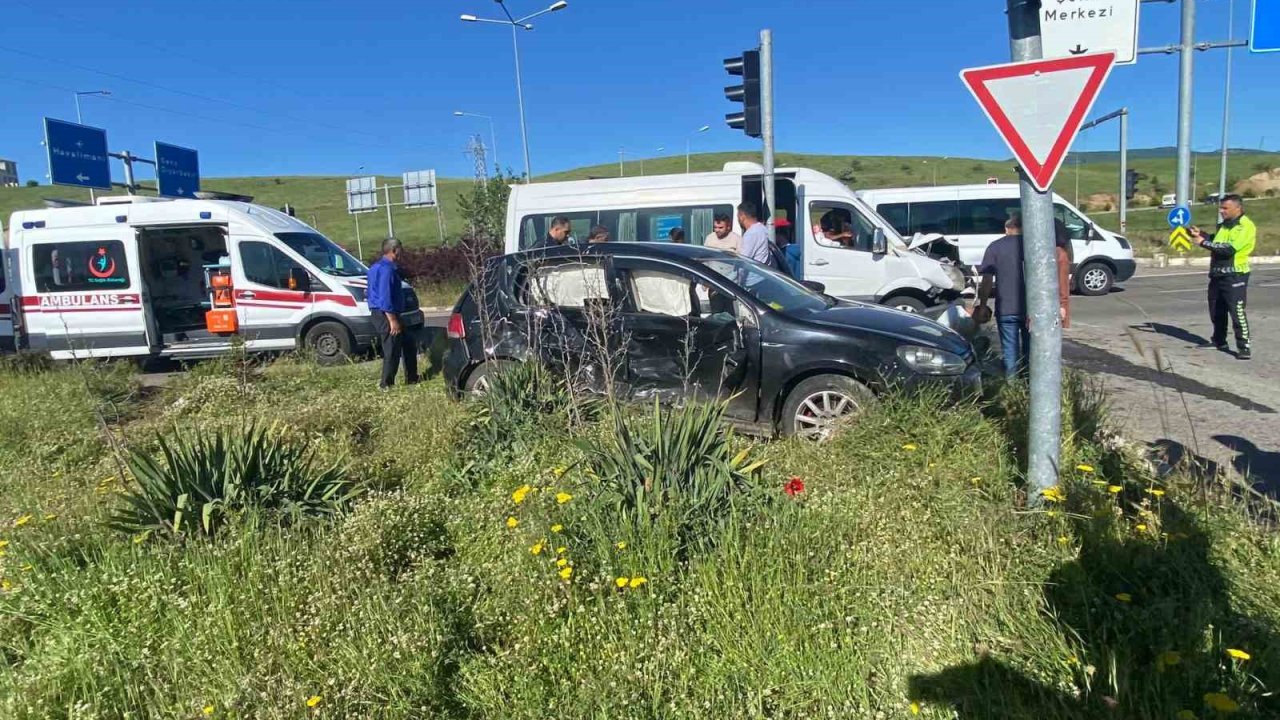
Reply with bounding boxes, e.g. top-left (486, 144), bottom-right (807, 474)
top-left (697, 256), bottom-right (831, 314)
top-left (275, 232), bottom-right (367, 277)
